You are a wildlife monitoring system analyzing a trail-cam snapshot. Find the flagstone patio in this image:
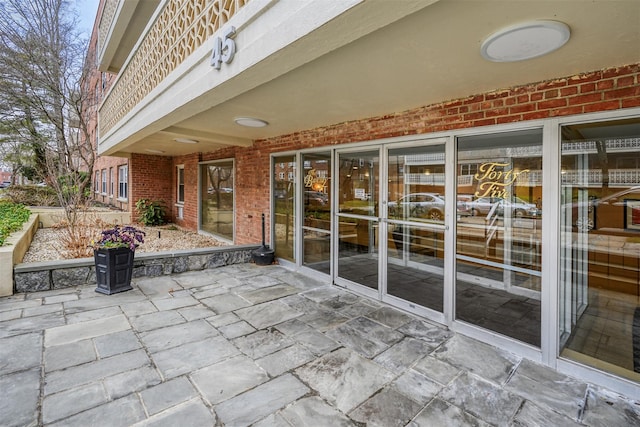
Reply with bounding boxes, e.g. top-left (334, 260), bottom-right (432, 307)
top-left (0, 264), bottom-right (638, 426)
